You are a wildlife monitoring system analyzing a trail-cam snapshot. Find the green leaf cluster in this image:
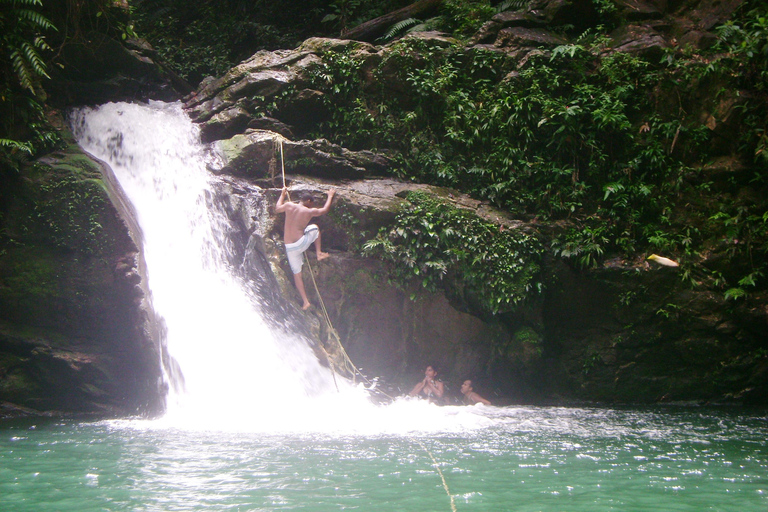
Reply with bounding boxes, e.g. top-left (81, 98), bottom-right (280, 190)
top-left (134, 0), bottom-right (407, 86)
top-left (307, 21), bottom-right (768, 297)
top-left (0, 0), bottom-right (60, 175)
top-left (363, 191), bottom-right (543, 314)
top-left (0, 0), bottom-right (54, 97)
